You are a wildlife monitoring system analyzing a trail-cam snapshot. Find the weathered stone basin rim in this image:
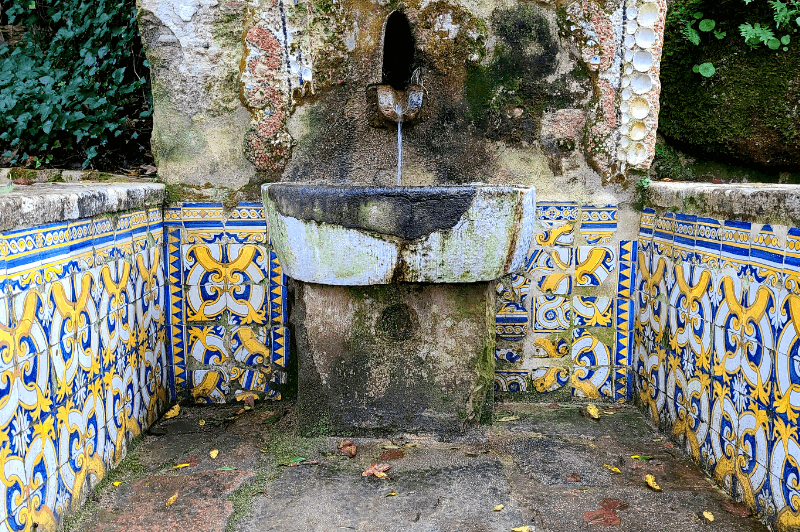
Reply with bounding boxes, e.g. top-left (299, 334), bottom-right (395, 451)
top-left (262, 183), bottom-right (536, 285)
top-left (0, 181), bottom-right (165, 232)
